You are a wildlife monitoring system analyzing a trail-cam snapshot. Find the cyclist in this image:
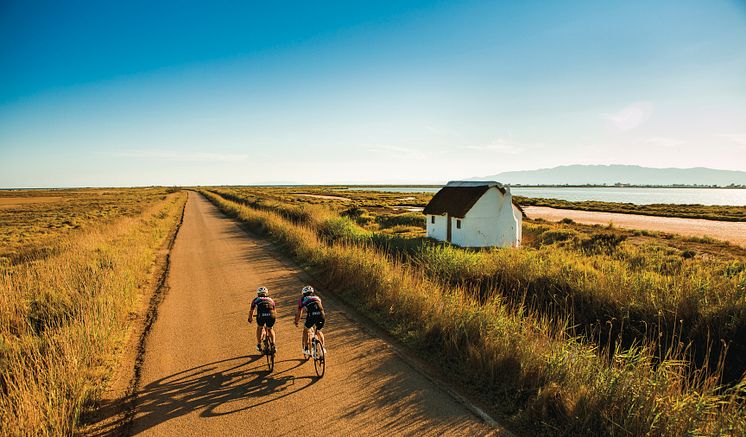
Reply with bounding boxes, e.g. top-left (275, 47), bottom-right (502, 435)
top-left (294, 285), bottom-right (326, 355)
top-left (248, 286), bottom-right (276, 353)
